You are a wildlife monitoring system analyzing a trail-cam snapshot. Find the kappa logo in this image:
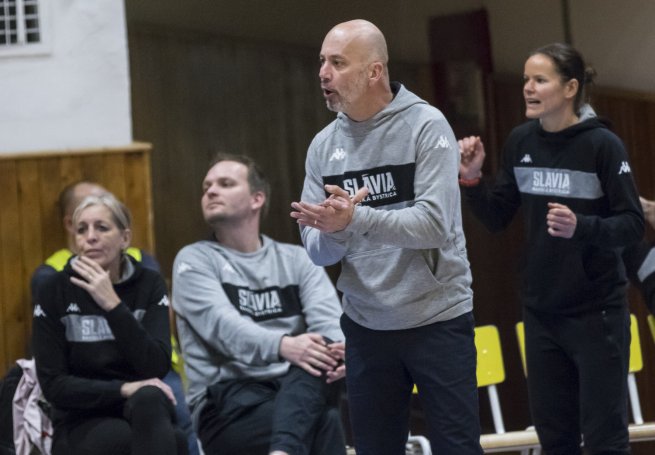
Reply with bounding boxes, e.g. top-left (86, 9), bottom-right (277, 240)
top-left (66, 303), bottom-right (81, 313)
top-left (177, 262), bottom-right (192, 274)
top-left (434, 135), bottom-right (450, 149)
top-left (158, 295), bottom-right (170, 307)
top-left (33, 304), bottom-right (46, 318)
top-left (222, 263), bottom-right (236, 274)
top-left (329, 147), bottom-right (347, 161)
top-left (520, 154), bottom-right (533, 164)
top-left (618, 161), bottom-right (632, 175)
